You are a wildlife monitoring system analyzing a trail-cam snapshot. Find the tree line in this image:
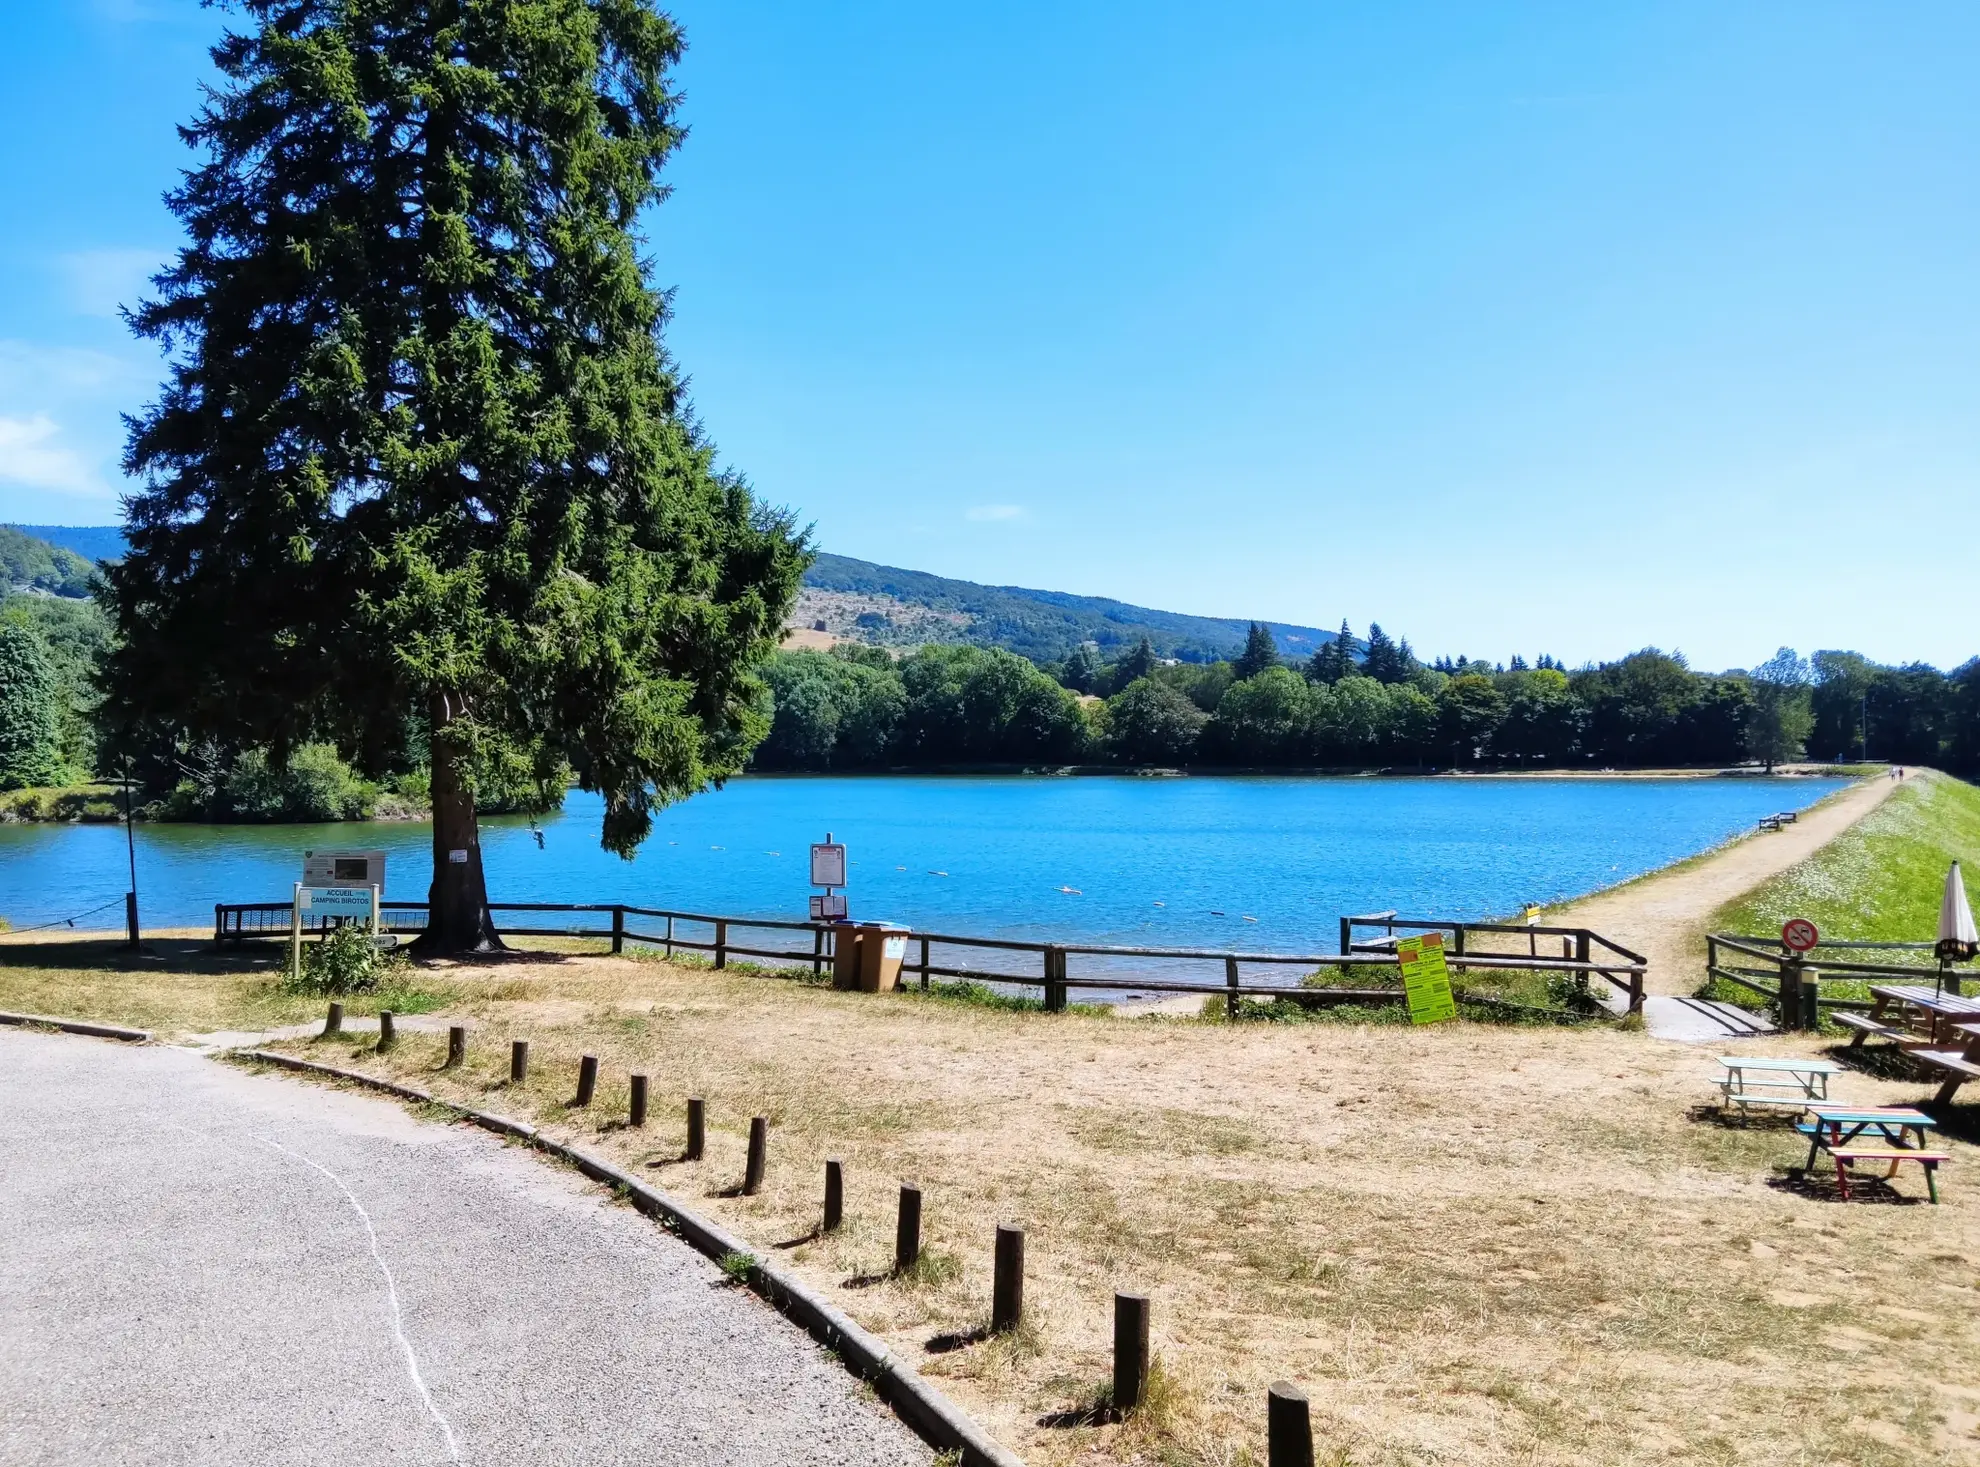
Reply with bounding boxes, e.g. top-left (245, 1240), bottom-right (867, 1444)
top-left (748, 623), bottom-right (1980, 774)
